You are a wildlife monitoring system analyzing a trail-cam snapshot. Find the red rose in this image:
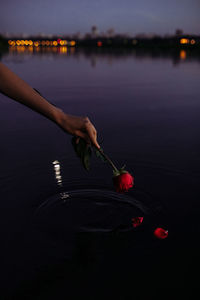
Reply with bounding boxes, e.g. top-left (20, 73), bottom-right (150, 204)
top-left (154, 227), bottom-right (168, 239)
top-left (132, 217), bottom-right (144, 228)
top-left (113, 172), bottom-right (134, 193)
